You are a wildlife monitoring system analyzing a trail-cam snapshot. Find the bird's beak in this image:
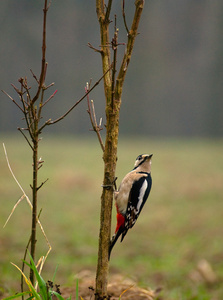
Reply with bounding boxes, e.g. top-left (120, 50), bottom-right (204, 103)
top-left (148, 154), bottom-right (153, 159)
